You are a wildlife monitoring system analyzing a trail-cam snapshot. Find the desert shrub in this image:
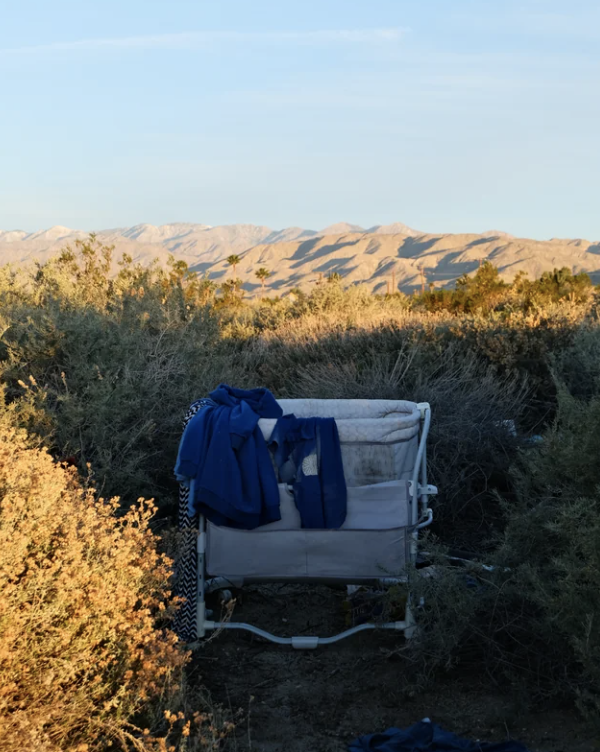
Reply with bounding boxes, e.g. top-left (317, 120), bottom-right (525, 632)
top-left (446, 307), bottom-right (586, 428)
top-left (0, 305), bottom-right (228, 510)
top-left (302, 278), bottom-right (346, 313)
top-left (0, 242), bottom-right (237, 511)
top-left (404, 542), bottom-right (486, 683)
top-left (408, 382), bottom-right (600, 715)
top-left (415, 263), bottom-right (594, 315)
top-left (0, 408), bottom-right (191, 750)
top-left (551, 323), bottom-right (600, 400)
top-left (220, 283), bottom-right (398, 334)
top-left (252, 299), bottom-right (293, 332)
top-left (414, 262), bottom-right (509, 314)
top-left (452, 260), bottom-right (510, 312)
top-left (215, 279), bottom-right (245, 308)
top-left (302, 280), bottom-right (381, 315)
top-left (524, 267), bottom-right (593, 307)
